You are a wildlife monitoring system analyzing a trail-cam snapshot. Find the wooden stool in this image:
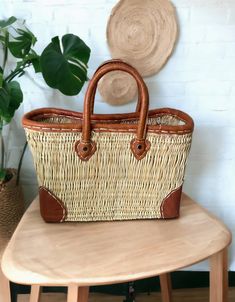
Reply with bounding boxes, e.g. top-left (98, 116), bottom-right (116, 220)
top-left (1, 194), bottom-right (232, 302)
top-left (0, 238), bottom-right (11, 302)
top-left (0, 265), bottom-right (11, 302)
